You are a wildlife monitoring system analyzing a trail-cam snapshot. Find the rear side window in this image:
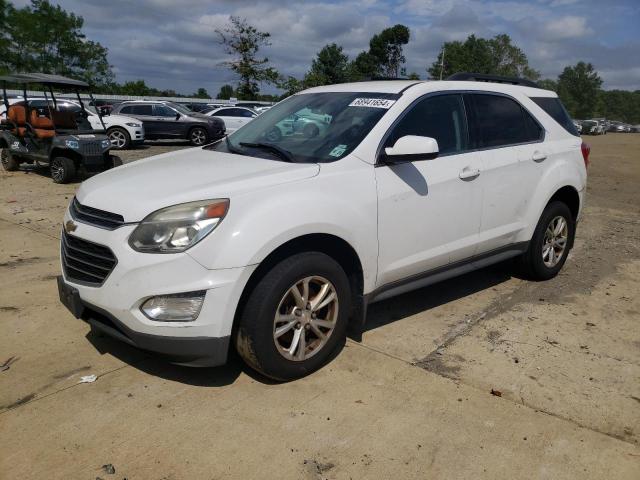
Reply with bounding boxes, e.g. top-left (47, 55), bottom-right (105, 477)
top-left (131, 105), bottom-right (153, 116)
top-left (386, 94), bottom-right (469, 155)
top-left (531, 97), bottom-right (579, 136)
top-left (465, 94), bottom-right (542, 148)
